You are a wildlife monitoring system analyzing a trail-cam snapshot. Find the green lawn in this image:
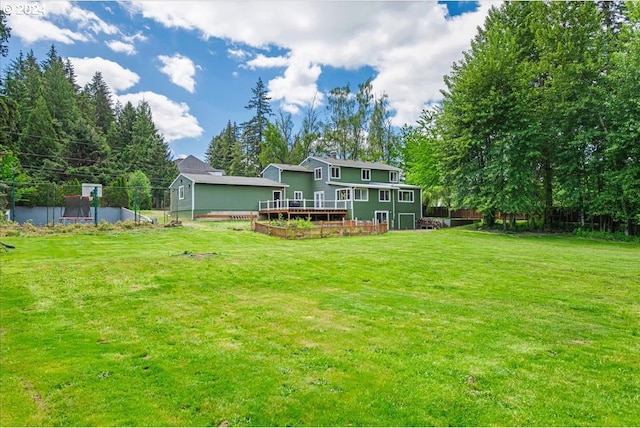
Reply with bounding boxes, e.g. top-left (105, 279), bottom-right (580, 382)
top-left (1, 223), bottom-right (639, 426)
